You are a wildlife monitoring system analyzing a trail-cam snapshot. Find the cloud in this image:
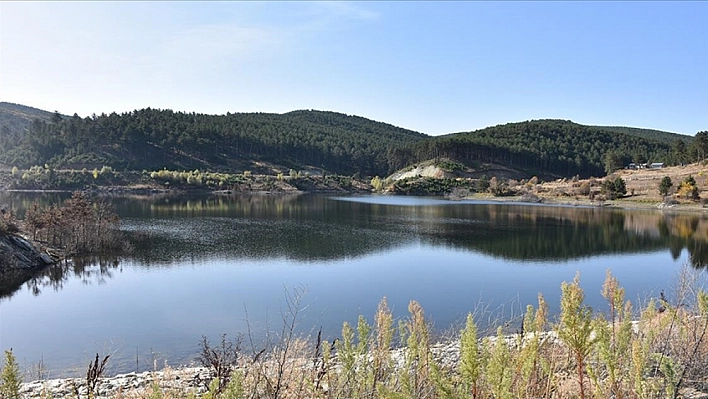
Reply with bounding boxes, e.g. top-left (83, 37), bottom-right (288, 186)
top-left (292, 2), bottom-right (380, 33)
top-left (310, 2), bottom-right (380, 21)
top-left (157, 23), bottom-right (285, 73)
